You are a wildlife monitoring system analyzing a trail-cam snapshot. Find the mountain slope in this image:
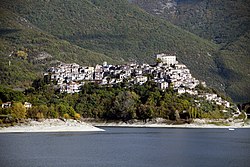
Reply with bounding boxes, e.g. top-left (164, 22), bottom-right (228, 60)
top-left (131, 0), bottom-right (250, 44)
top-left (1, 0), bottom-right (217, 58)
top-left (0, 7), bottom-right (117, 87)
top-left (215, 31), bottom-right (250, 102)
top-left (1, 0), bottom-right (248, 102)
top-left (1, 0), bottom-right (222, 88)
top-left (130, 0), bottom-right (250, 102)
